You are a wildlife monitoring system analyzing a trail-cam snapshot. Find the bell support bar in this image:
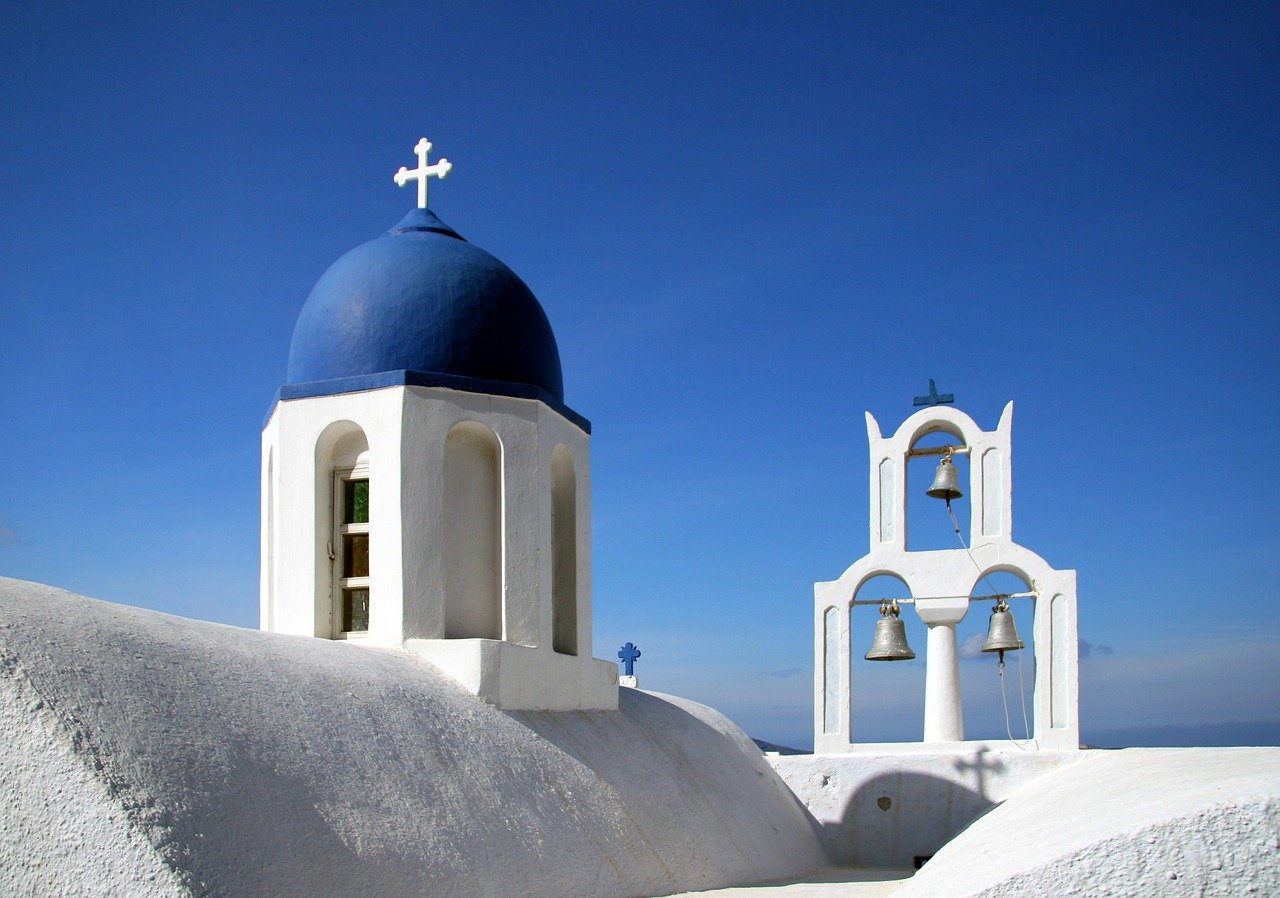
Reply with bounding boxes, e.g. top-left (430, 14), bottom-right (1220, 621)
top-left (851, 590), bottom-right (1037, 606)
top-left (906, 445), bottom-right (972, 458)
